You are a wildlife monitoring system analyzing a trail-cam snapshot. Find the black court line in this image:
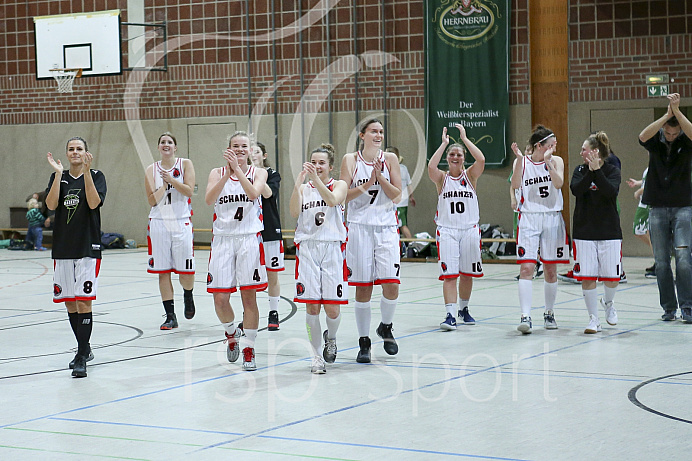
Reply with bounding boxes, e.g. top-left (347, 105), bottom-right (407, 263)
top-left (0, 320), bottom-right (142, 362)
top-left (0, 297), bottom-right (297, 380)
top-left (628, 371), bottom-right (692, 425)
